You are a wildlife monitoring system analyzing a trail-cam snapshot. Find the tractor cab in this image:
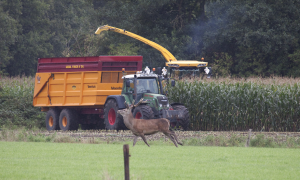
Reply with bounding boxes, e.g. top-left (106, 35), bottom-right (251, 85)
top-left (121, 70), bottom-right (163, 107)
top-left (120, 67), bottom-right (189, 129)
